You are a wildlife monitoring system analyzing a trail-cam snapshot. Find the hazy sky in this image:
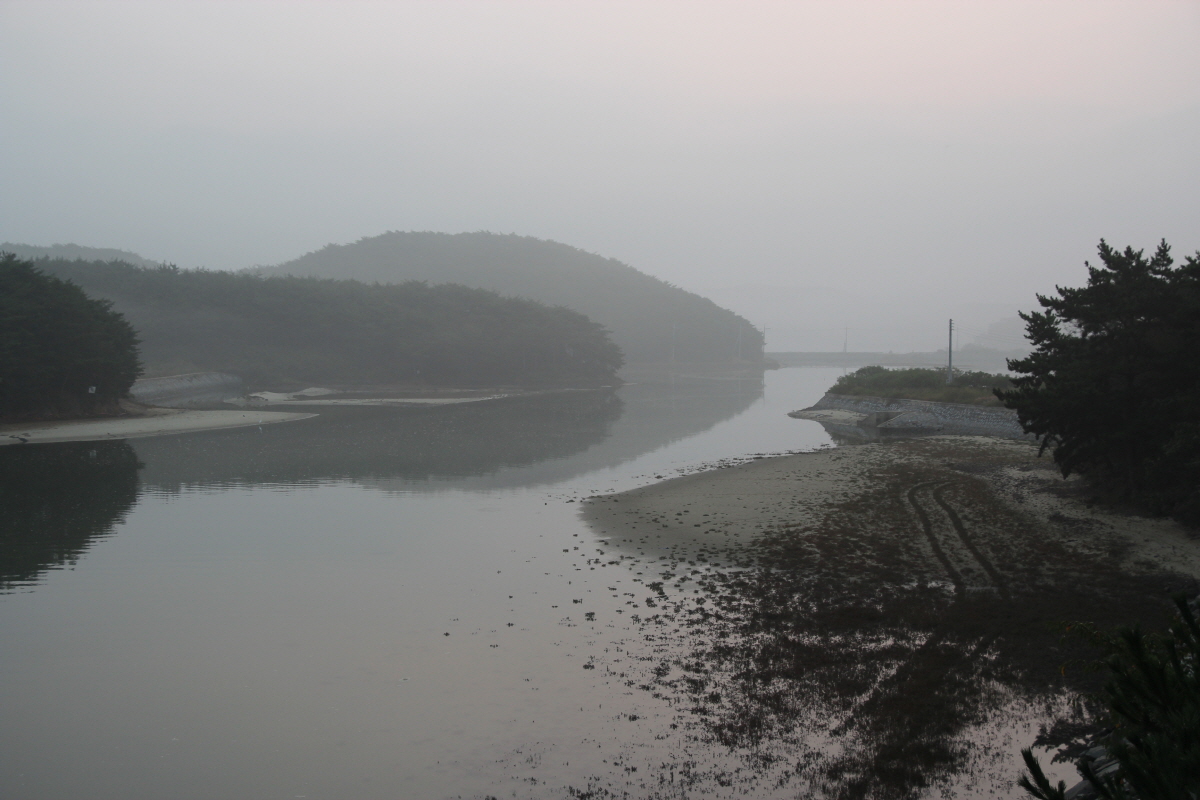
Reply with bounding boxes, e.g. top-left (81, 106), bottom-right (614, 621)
top-left (3, 1), bottom-right (1198, 350)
